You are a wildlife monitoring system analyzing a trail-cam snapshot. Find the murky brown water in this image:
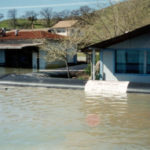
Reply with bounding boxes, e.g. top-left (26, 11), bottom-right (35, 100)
top-left (0, 87), bottom-right (150, 150)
